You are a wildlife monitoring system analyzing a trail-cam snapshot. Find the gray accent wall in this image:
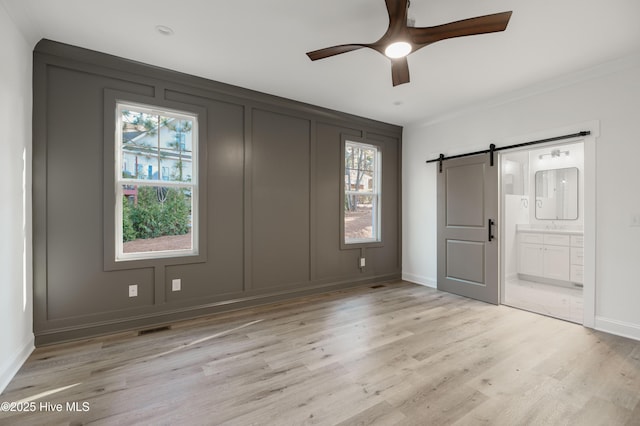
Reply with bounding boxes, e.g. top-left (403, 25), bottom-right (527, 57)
top-left (33, 40), bottom-right (402, 345)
